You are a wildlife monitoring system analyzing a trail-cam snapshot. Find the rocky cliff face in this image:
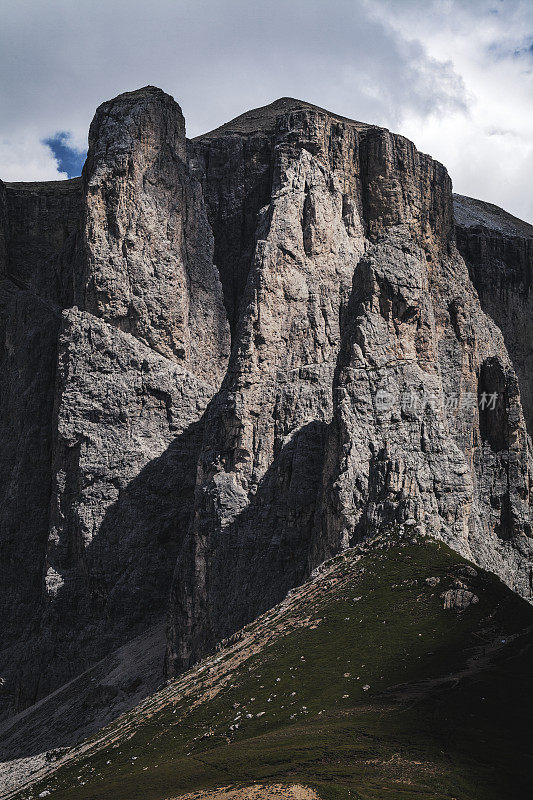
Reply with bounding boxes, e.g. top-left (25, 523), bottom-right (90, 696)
top-left (43, 90), bottom-right (229, 695)
top-left (0, 178), bottom-right (81, 717)
top-left (0, 89), bottom-right (531, 723)
top-left (77, 88), bottom-right (229, 377)
top-left (167, 100), bottom-right (532, 672)
top-left (0, 87), bottom-right (229, 720)
top-left (455, 194), bottom-right (533, 437)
